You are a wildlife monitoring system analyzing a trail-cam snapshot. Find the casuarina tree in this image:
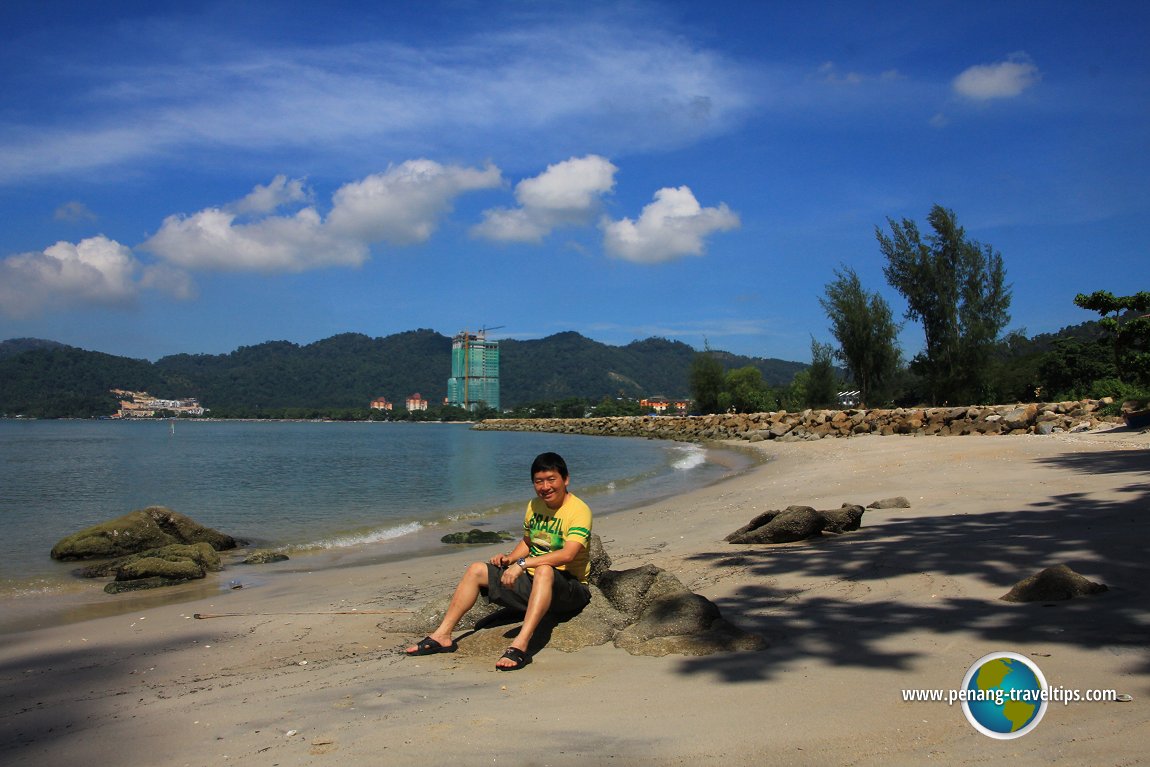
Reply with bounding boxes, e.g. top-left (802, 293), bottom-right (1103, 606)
top-left (689, 345), bottom-right (725, 414)
top-left (877, 205), bottom-right (1011, 405)
top-left (819, 266), bottom-right (901, 407)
